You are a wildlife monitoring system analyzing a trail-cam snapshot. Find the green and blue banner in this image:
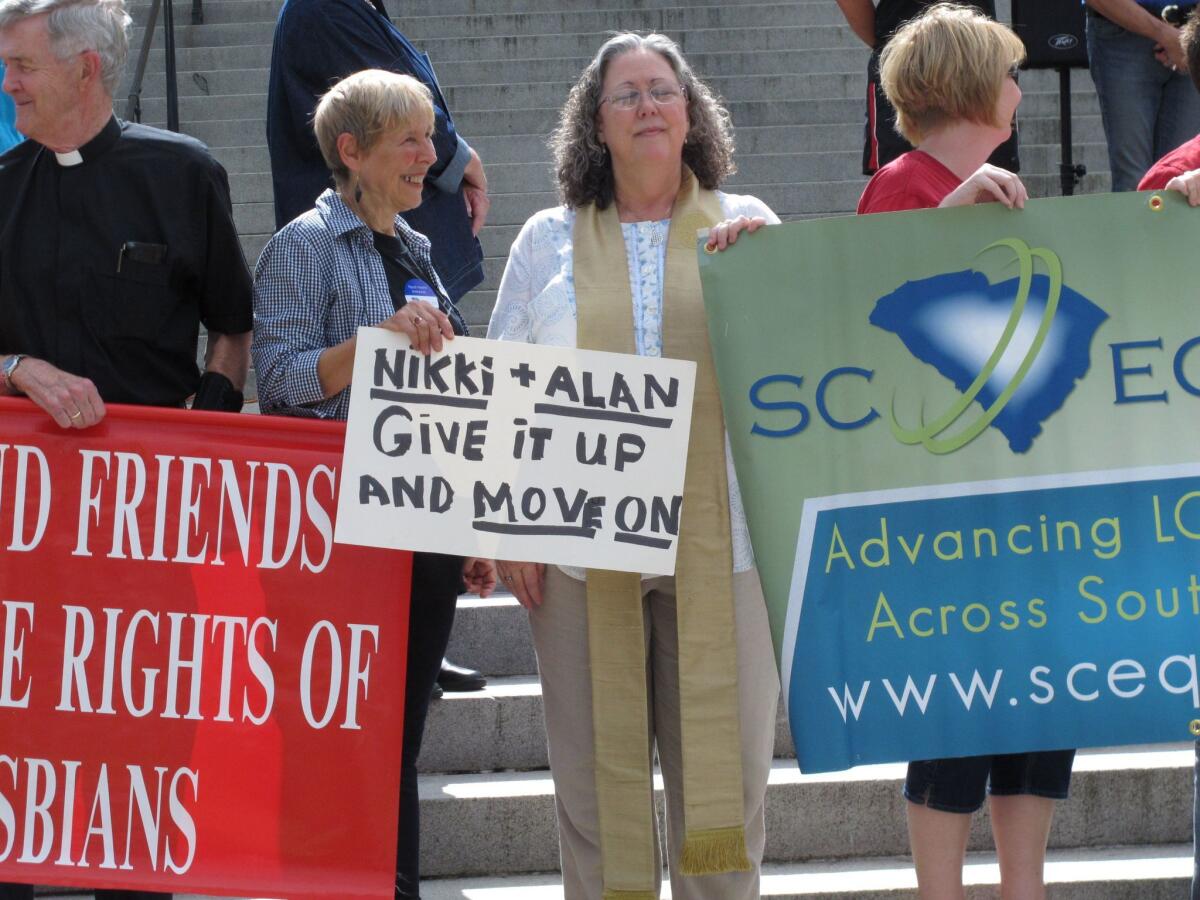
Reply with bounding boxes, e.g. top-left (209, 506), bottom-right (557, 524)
top-left (698, 191), bottom-right (1200, 773)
